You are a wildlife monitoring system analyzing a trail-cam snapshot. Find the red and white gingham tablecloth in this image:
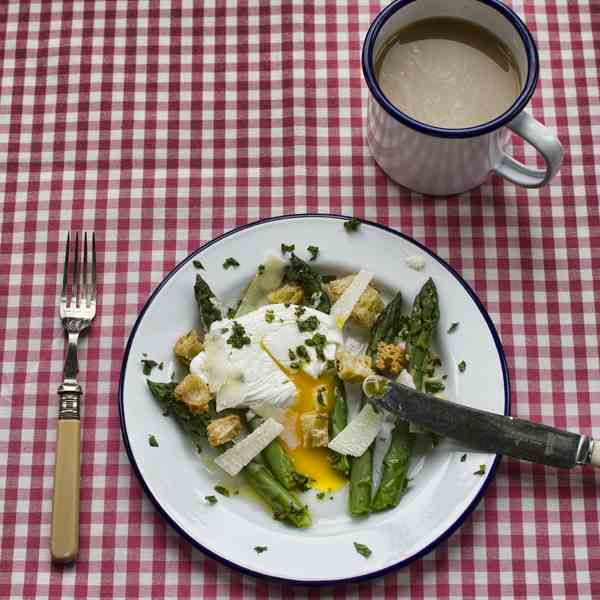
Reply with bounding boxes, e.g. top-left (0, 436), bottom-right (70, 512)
top-left (1, 1), bottom-right (600, 598)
